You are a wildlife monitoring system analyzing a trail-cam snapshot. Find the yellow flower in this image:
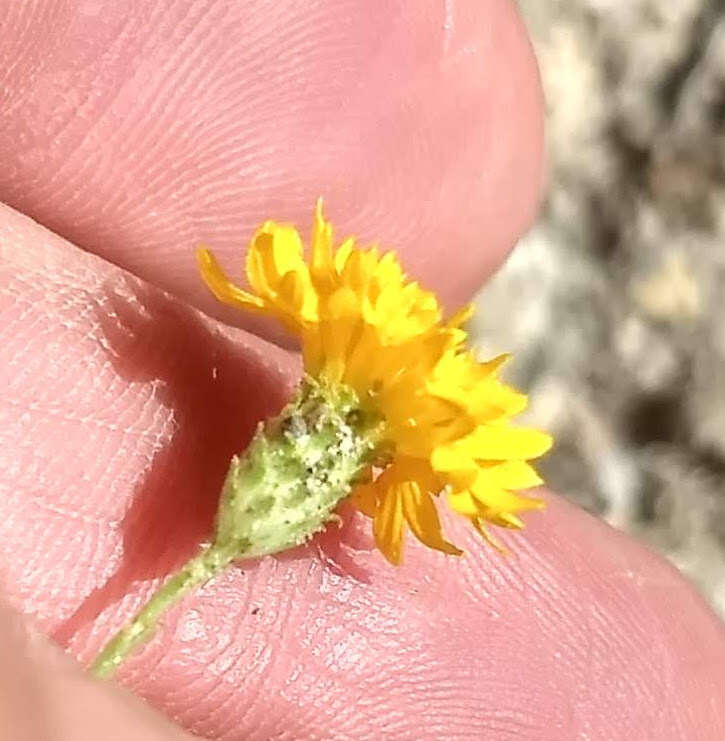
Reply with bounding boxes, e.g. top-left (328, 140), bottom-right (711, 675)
top-left (197, 201), bottom-right (552, 564)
